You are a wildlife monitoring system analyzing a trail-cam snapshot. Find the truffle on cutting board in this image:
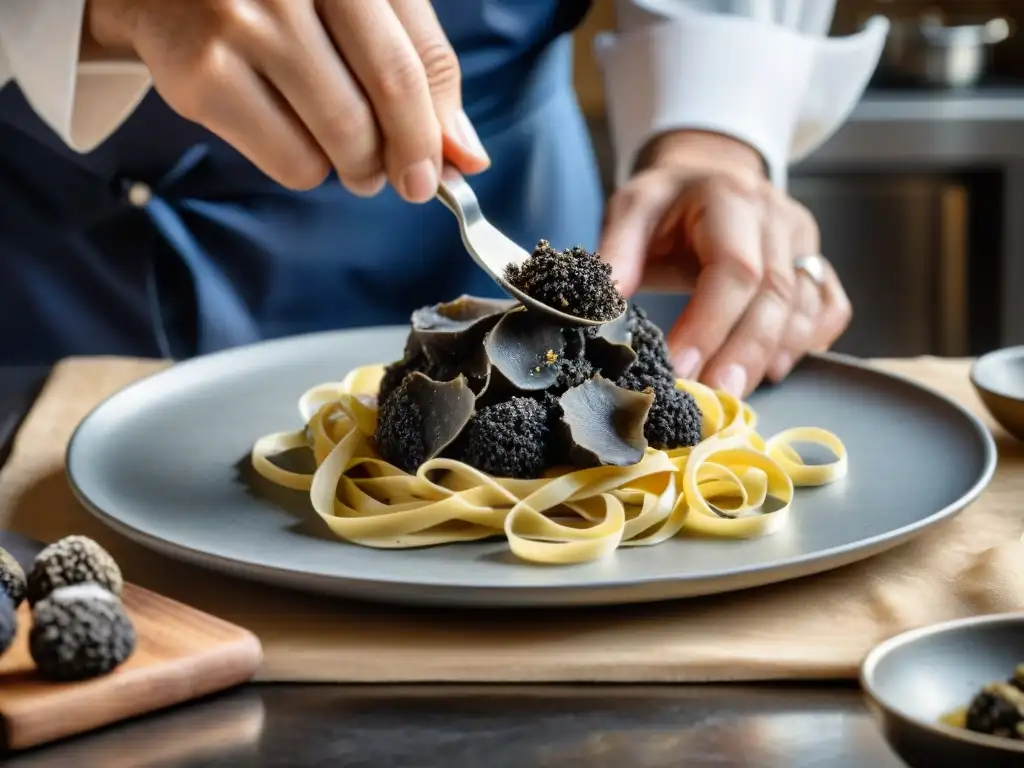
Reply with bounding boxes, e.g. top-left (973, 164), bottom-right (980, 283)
top-left (0, 590), bottom-right (16, 657)
top-left (29, 582), bottom-right (136, 681)
top-left (26, 535), bottom-right (124, 606)
top-left (0, 544), bottom-right (26, 607)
